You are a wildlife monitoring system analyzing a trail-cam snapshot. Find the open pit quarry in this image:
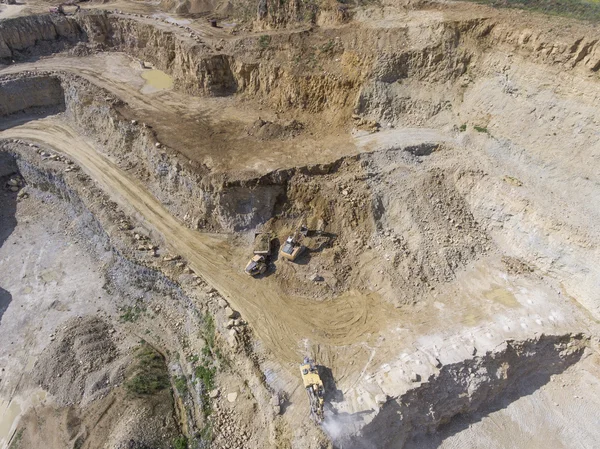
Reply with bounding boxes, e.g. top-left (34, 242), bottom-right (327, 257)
top-left (1, 0), bottom-right (600, 448)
